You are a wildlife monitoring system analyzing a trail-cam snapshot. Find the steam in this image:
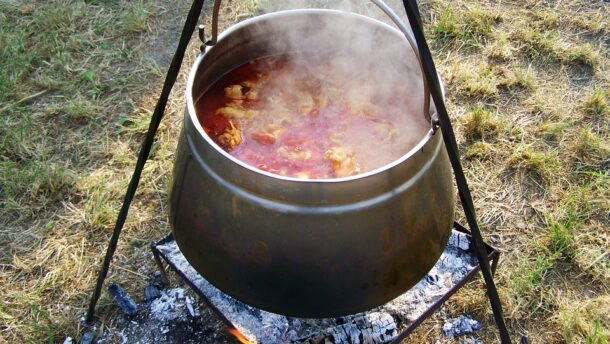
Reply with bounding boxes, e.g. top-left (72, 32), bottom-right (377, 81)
top-left (251, 0), bottom-right (430, 148)
top-left (257, 0), bottom-right (411, 24)
top-left (199, 0), bottom-right (433, 178)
